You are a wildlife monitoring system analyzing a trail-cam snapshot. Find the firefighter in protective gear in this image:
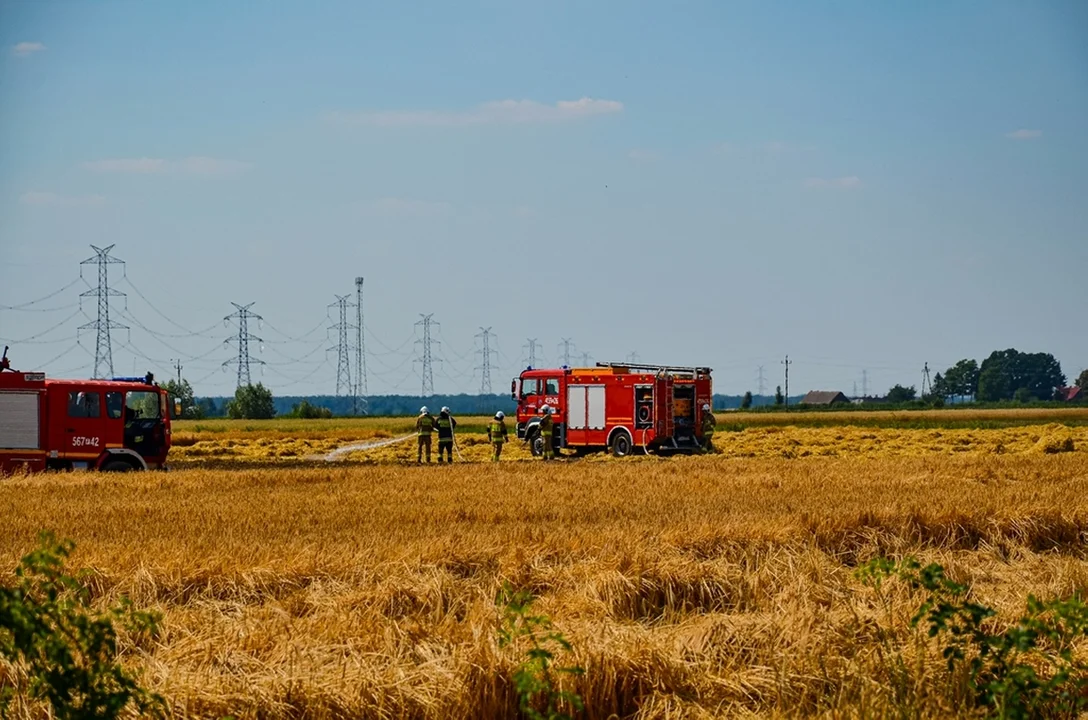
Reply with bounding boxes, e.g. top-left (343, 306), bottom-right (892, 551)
top-left (488, 411), bottom-right (508, 461)
top-left (436, 406), bottom-right (457, 463)
top-left (538, 405), bottom-right (555, 460)
top-left (701, 403), bottom-right (716, 452)
top-left (416, 406), bottom-right (436, 463)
